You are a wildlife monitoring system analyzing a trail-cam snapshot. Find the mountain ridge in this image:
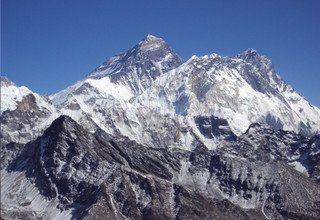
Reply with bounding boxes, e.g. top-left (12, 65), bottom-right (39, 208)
top-left (2, 115), bottom-right (320, 219)
top-left (1, 35), bottom-right (320, 219)
top-left (1, 35), bottom-right (320, 146)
